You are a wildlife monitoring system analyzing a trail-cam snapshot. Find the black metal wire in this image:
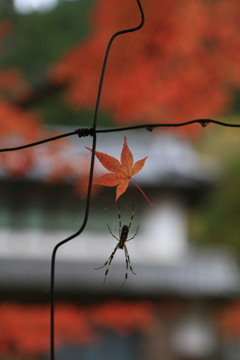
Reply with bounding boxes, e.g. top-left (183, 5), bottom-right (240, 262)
top-left (95, 118), bottom-right (240, 131)
top-left (0, 130), bottom-right (77, 152)
top-left (0, 119), bottom-right (240, 153)
top-left (49, 1), bottom-right (144, 359)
